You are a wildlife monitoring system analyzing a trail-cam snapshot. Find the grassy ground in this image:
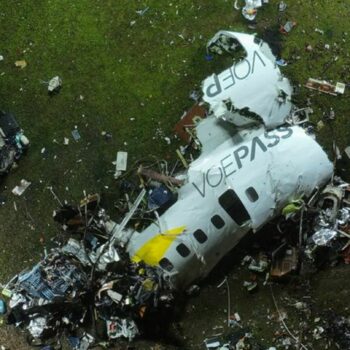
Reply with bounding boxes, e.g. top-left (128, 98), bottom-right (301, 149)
top-left (0, 0), bottom-right (349, 348)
